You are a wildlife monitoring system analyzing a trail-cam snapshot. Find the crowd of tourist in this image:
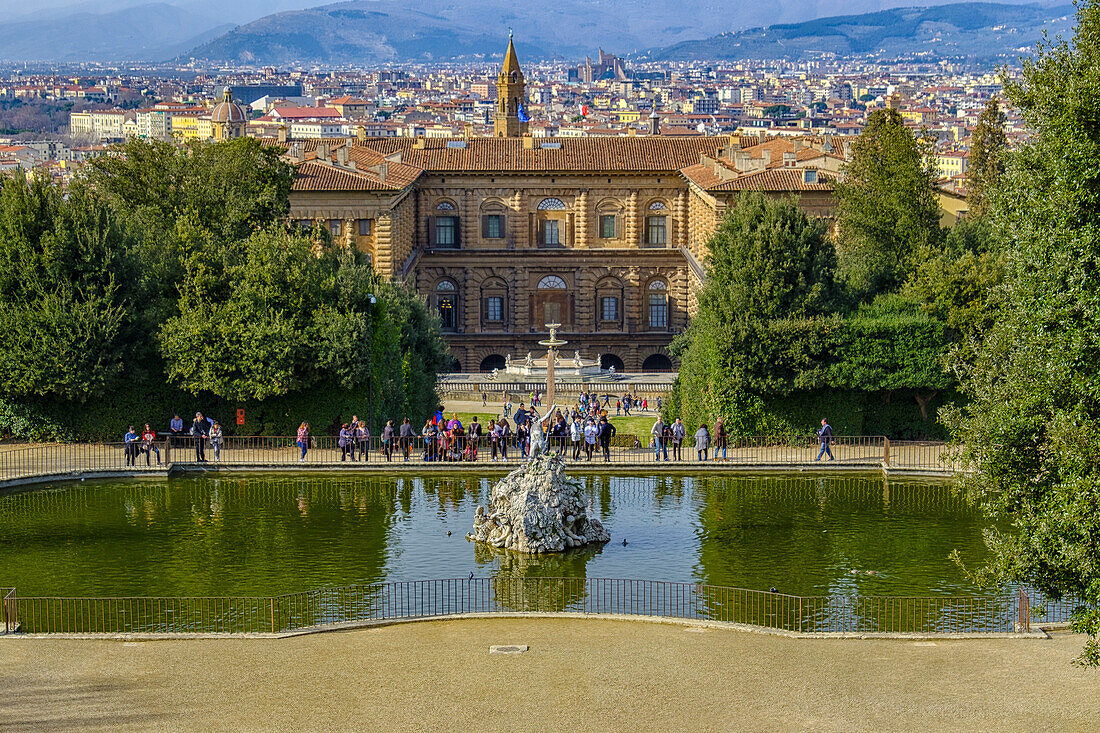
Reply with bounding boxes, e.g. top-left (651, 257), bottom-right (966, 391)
top-left (121, 401), bottom-right (836, 465)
